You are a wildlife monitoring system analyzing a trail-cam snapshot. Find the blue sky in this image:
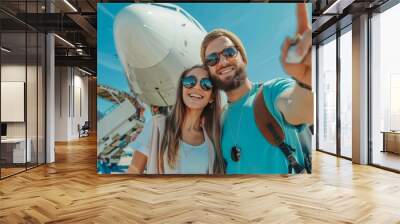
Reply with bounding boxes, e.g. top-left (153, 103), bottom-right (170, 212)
top-left (97, 3), bottom-right (312, 113)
